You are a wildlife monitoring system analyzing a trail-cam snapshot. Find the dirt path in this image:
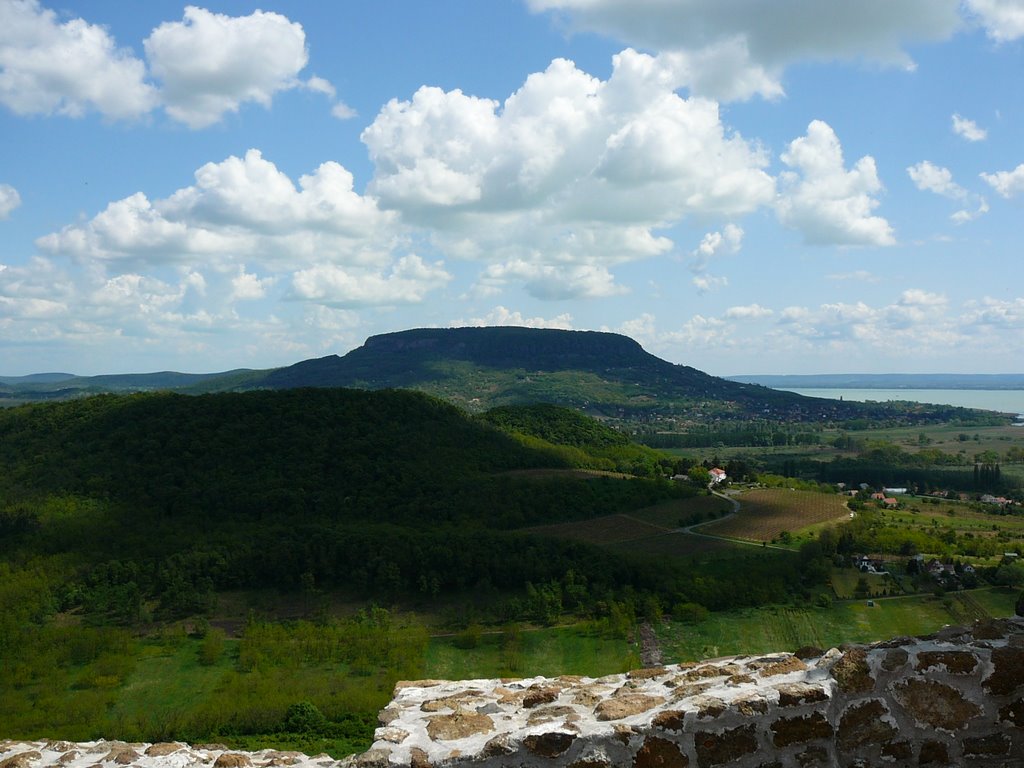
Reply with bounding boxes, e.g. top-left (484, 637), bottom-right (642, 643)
top-left (638, 621), bottom-right (663, 667)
